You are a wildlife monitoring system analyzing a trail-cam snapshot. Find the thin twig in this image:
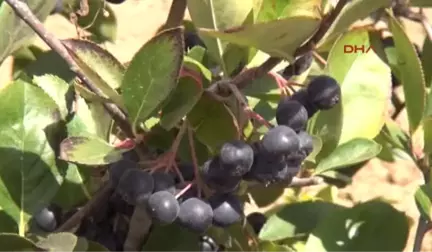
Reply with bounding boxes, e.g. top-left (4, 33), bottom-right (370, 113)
top-left (56, 182), bottom-right (114, 232)
top-left (162, 0), bottom-right (187, 30)
top-left (249, 176), bottom-right (324, 189)
top-left (413, 217), bottom-right (432, 252)
top-left (4, 0), bottom-right (134, 138)
top-left (206, 0), bottom-right (349, 95)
